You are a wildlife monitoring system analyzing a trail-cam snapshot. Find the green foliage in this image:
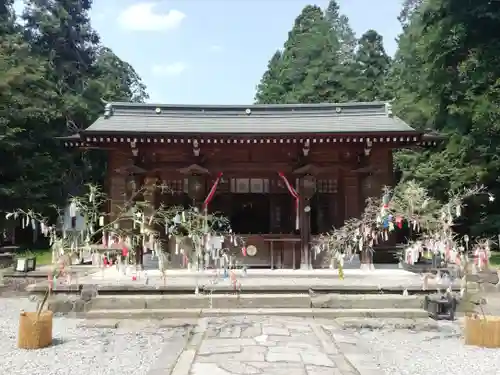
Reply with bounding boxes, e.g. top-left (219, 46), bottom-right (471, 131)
top-left (255, 2), bottom-right (362, 104)
top-left (0, 0), bottom-right (149, 222)
top-left (255, 1), bottom-right (391, 105)
top-left (354, 30), bottom-right (391, 102)
top-left (390, 0), bottom-right (500, 236)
